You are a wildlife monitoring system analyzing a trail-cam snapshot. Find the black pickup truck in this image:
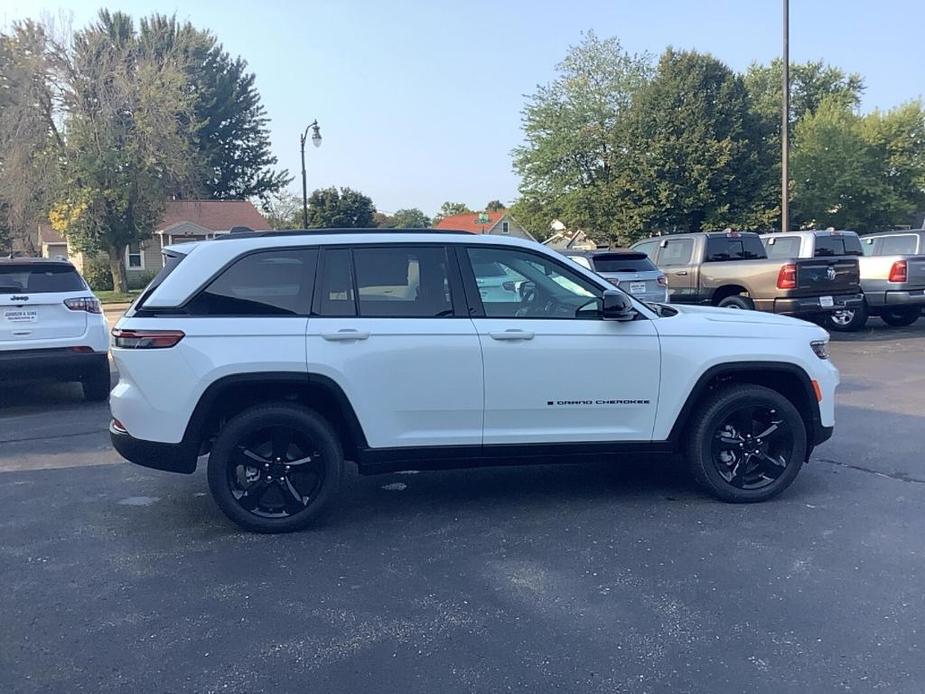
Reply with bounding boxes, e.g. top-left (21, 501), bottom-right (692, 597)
top-left (631, 231), bottom-right (863, 317)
